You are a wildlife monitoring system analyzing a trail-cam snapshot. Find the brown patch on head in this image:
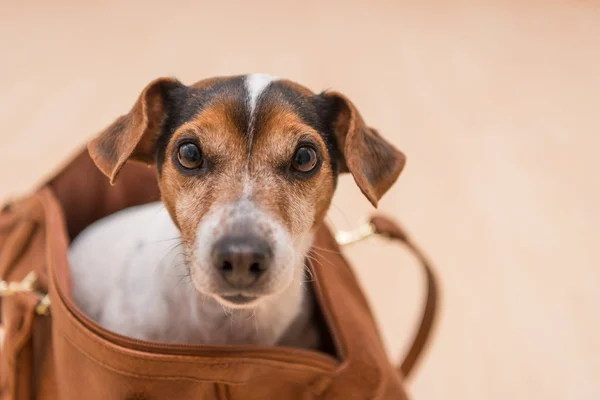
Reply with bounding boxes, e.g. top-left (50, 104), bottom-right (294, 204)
top-left (249, 91), bottom-right (335, 235)
top-left (159, 92), bottom-right (248, 244)
top-left (159, 77), bottom-right (337, 245)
